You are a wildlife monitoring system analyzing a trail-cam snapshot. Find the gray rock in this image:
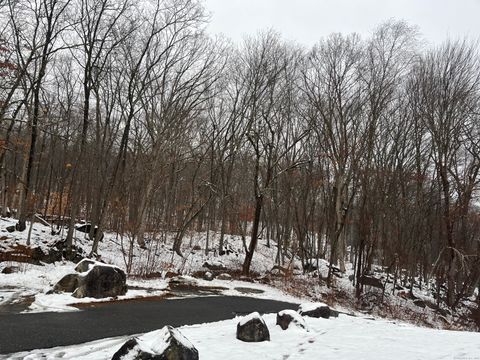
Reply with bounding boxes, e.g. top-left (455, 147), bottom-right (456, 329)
top-left (6, 225), bottom-right (15, 233)
top-left (298, 303), bottom-right (332, 319)
top-left (53, 273), bottom-right (80, 293)
top-left (202, 261), bottom-right (227, 271)
top-left (15, 222), bottom-right (26, 231)
top-left (236, 312), bottom-right (270, 342)
top-left (111, 338), bottom-right (138, 360)
top-left (50, 239), bottom-right (86, 263)
top-left (111, 326), bottom-right (198, 360)
top-left (32, 245), bottom-right (63, 264)
top-left (203, 271), bottom-right (214, 281)
top-left (52, 263), bottom-right (127, 299)
top-left (276, 309), bottom-right (306, 330)
top-left (1, 266), bottom-right (19, 274)
top-left (73, 264), bottom-right (127, 298)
